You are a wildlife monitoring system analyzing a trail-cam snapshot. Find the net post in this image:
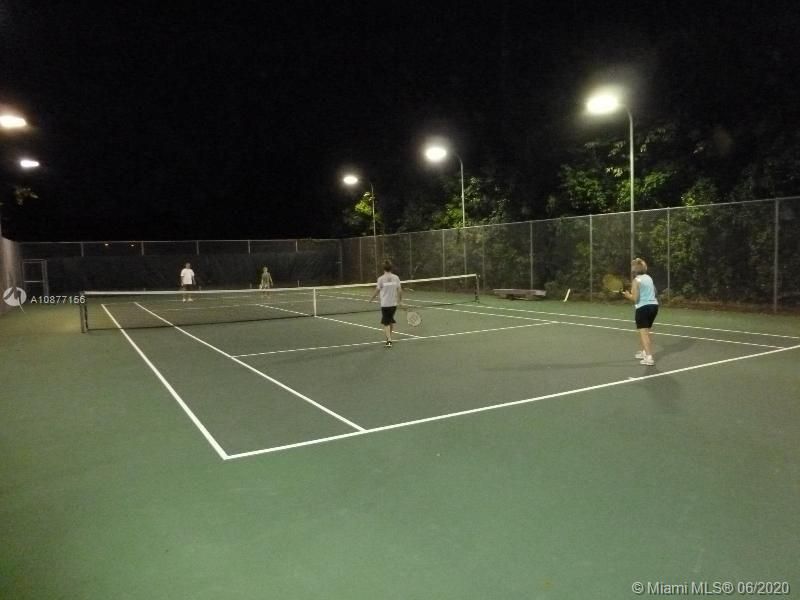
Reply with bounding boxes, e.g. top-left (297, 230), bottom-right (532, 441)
top-left (80, 293), bottom-right (88, 333)
top-left (313, 287), bottom-right (318, 317)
